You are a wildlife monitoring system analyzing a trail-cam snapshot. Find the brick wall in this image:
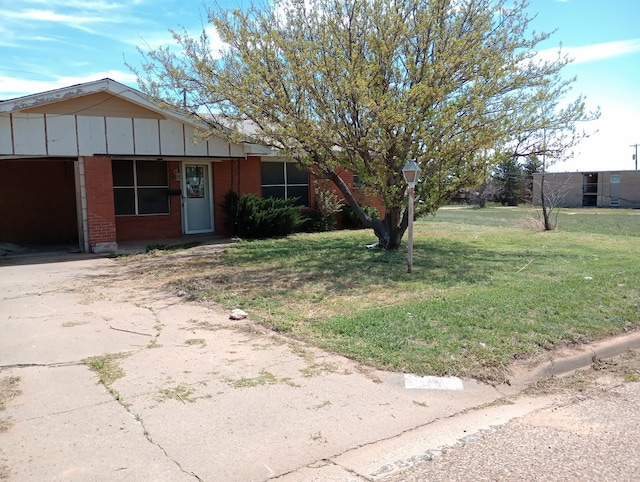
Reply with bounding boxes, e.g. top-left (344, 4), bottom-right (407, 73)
top-left (240, 156), bottom-right (263, 195)
top-left (212, 159), bottom-right (234, 235)
top-left (83, 156), bottom-right (117, 247)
